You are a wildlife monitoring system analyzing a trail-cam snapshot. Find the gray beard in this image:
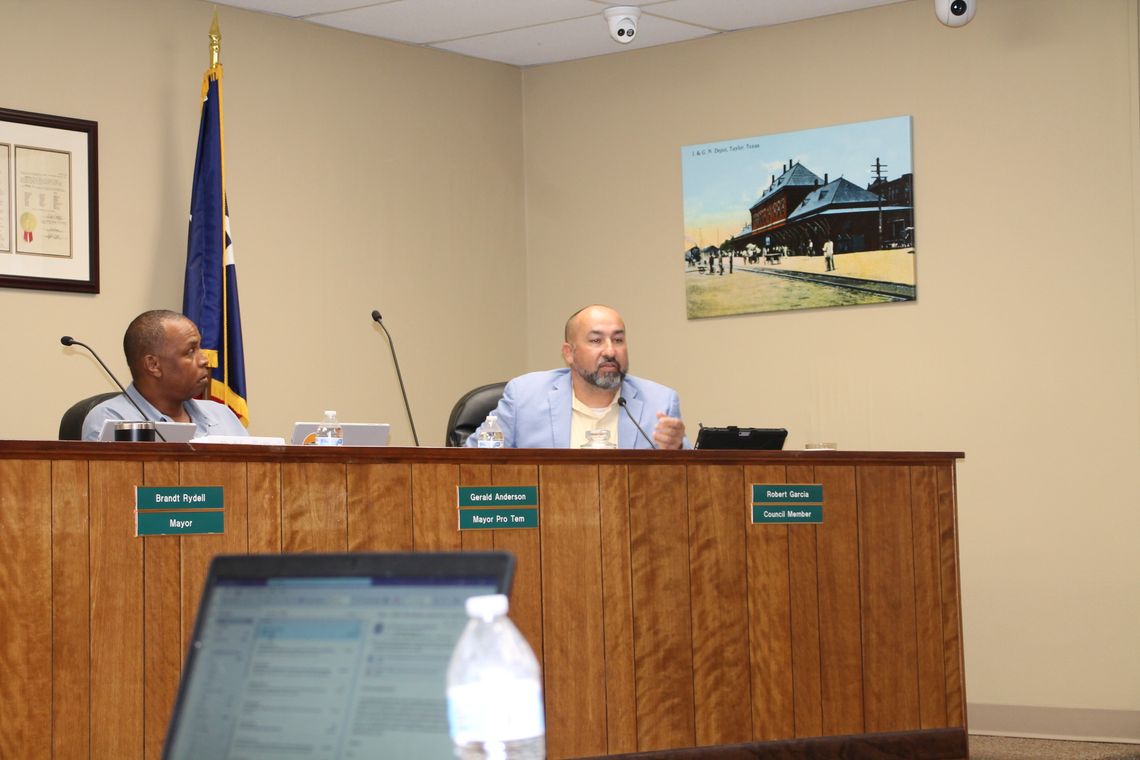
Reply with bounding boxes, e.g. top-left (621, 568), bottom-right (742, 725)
top-left (581, 366), bottom-right (625, 390)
